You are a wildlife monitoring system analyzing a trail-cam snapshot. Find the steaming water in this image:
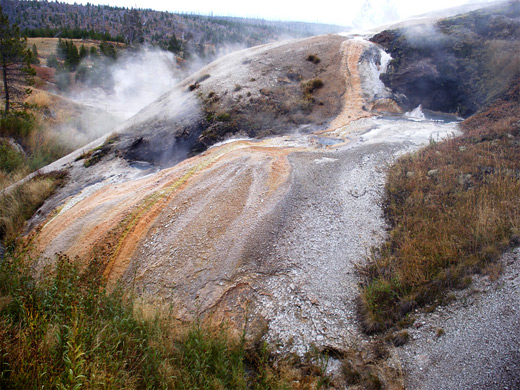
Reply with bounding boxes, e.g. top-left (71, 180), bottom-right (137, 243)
top-left (405, 105), bottom-right (427, 121)
top-left (358, 43), bottom-right (394, 102)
